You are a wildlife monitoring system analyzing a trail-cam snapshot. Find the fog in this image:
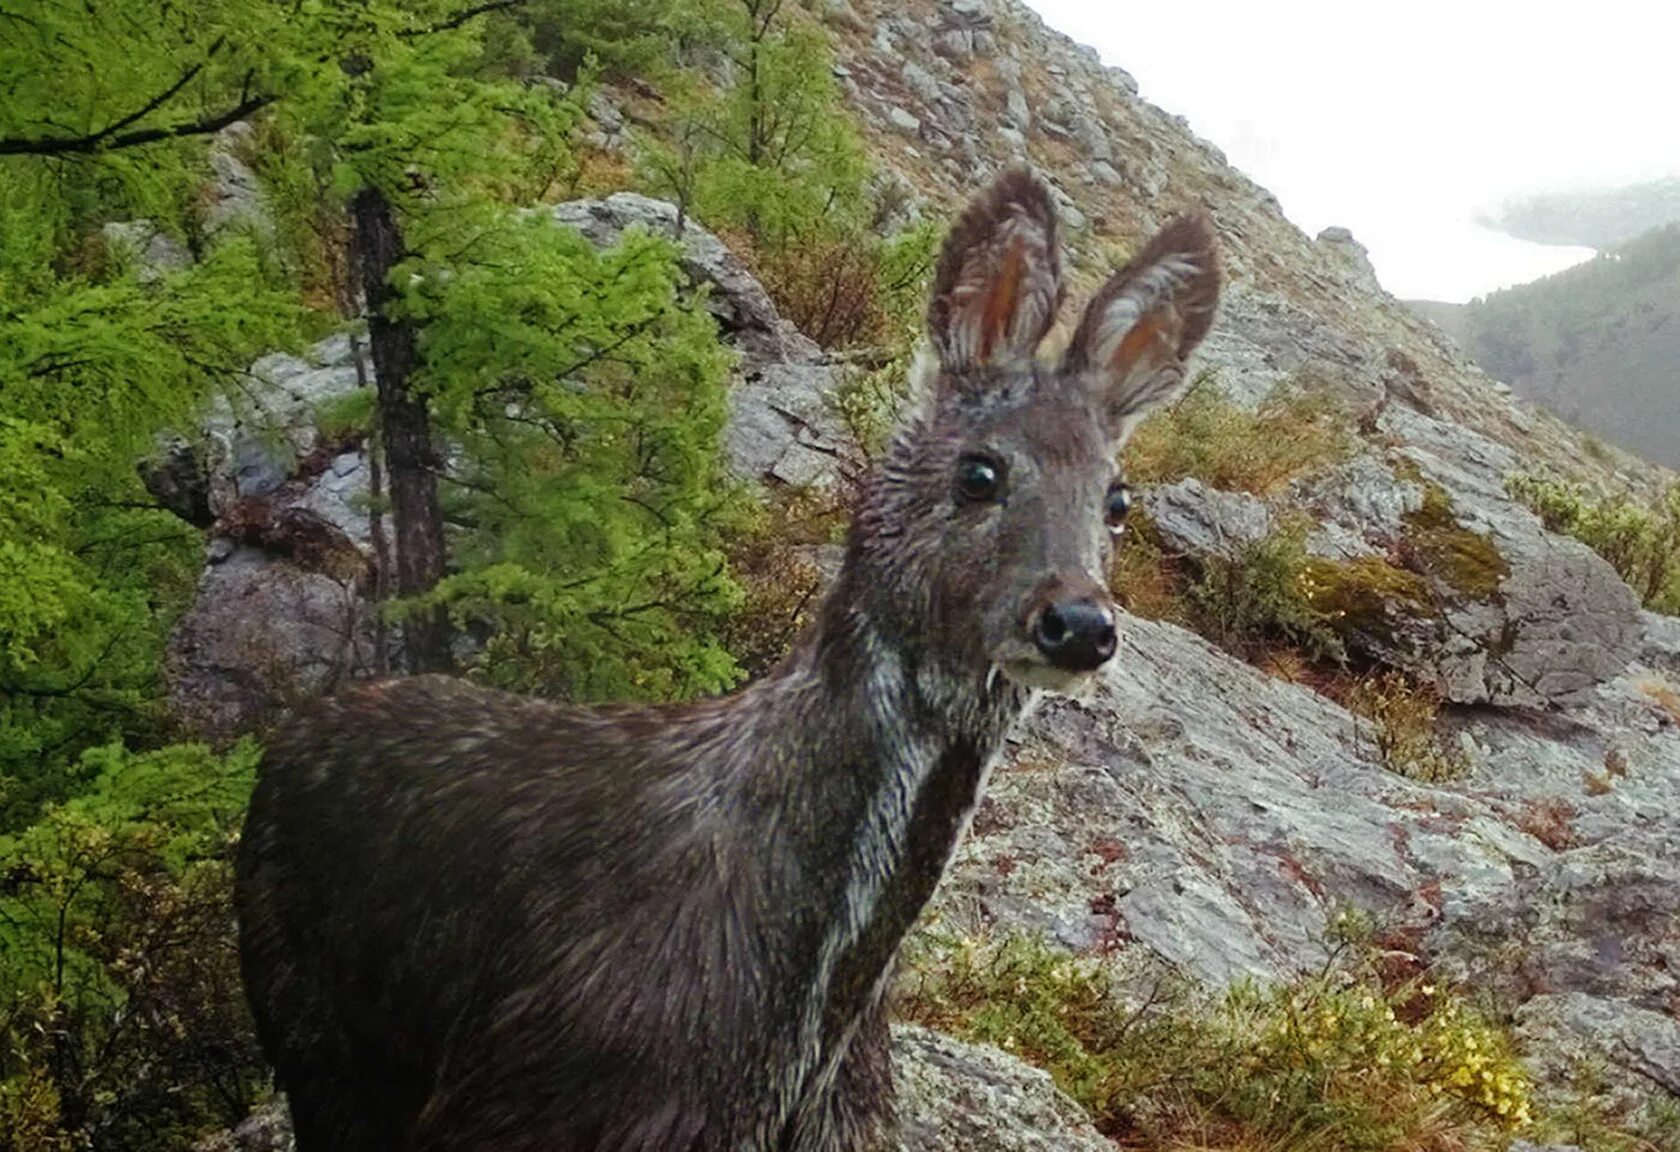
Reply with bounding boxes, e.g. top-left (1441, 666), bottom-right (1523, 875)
top-left (1027, 0), bottom-right (1680, 301)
